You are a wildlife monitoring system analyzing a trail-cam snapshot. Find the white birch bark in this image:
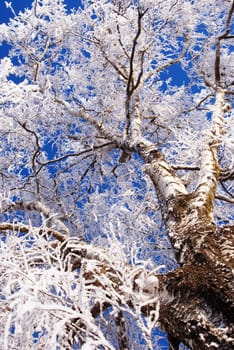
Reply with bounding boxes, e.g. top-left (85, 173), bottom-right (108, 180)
top-left (194, 88), bottom-right (230, 220)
